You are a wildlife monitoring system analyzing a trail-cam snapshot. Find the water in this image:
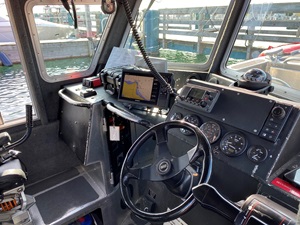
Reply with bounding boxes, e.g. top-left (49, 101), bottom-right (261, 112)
top-left (0, 64), bottom-right (31, 123)
top-left (0, 57), bottom-right (91, 123)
